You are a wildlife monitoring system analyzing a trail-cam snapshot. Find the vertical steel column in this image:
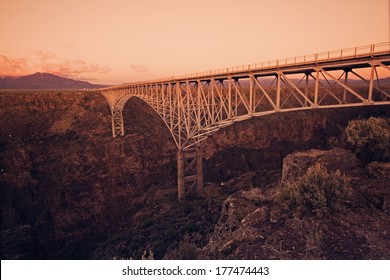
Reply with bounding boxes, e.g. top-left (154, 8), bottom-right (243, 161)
top-left (368, 63), bottom-right (375, 103)
top-left (314, 68), bottom-right (320, 107)
top-left (111, 111), bottom-right (116, 138)
top-left (228, 77), bottom-right (232, 118)
top-left (249, 76), bottom-right (254, 114)
top-left (176, 82), bottom-right (182, 148)
top-left (177, 149), bottom-right (185, 201)
top-left (162, 84), bottom-right (166, 119)
top-left (186, 82), bottom-right (191, 136)
top-left (120, 114), bottom-right (124, 135)
top-left (343, 70), bottom-right (349, 103)
top-left (176, 80), bottom-right (185, 201)
top-left (304, 73), bottom-right (309, 107)
top-left (169, 83), bottom-right (174, 133)
top-left (276, 72), bottom-right (281, 111)
top-left (196, 146), bottom-right (203, 195)
top-left (197, 80), bottom-right (201, 130)
top-left (211, 80), bottom-right (215, 124)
